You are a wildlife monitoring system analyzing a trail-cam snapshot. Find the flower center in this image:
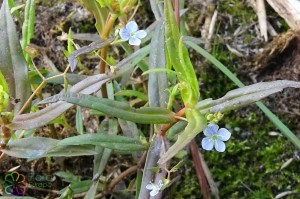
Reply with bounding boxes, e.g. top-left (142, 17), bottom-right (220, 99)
top-left (212, 135), bottom-right (218, 140)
